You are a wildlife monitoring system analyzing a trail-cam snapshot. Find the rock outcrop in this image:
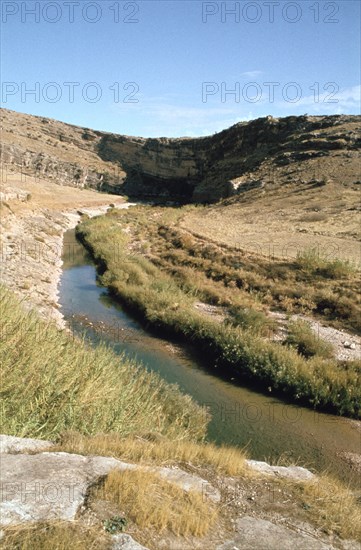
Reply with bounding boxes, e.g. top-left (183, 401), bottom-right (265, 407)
top-left (0, 108), bottom-right (126, 194)
top-left (219, 516), bottom-right (335, 550)
top-left (1, 108), bottom-right (360, 203)
top-left (0, 437), bottom-right (219, 527)
top-left (97, 114), bottom-right (361, 202)
top-left (245, 460), bottom-right (315, 482)
top-left (0, 434), bottom-right (53, 454)
top-left (1, 436), bottom-right (359, 550)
